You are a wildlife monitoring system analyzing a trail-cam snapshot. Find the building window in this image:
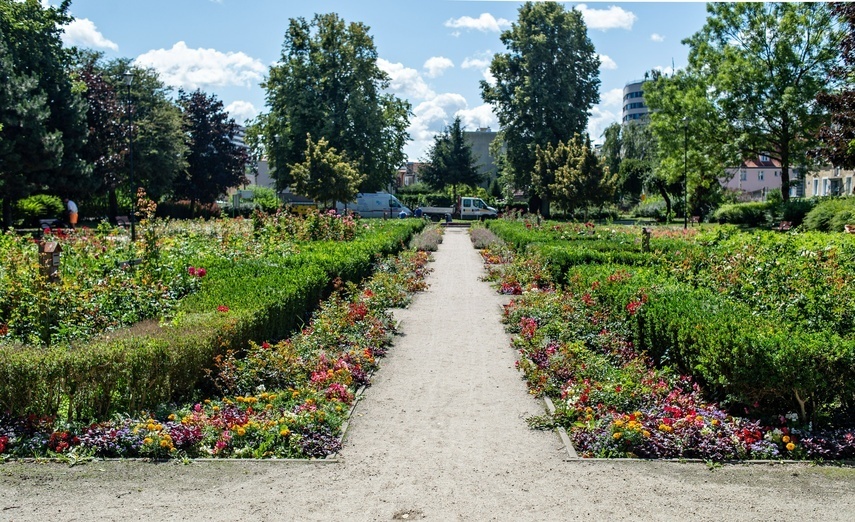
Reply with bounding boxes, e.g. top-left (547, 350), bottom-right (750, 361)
top-left (847, 177), bottom-right (852, 194)
top-left (814, 179), bottom-right (819, 195)
top-left (739, 170), bottom-right (747, 181)
top-left (758, 171), bottom-right (764, 181)
top-left (774, 171), bottom-right (779, 177)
